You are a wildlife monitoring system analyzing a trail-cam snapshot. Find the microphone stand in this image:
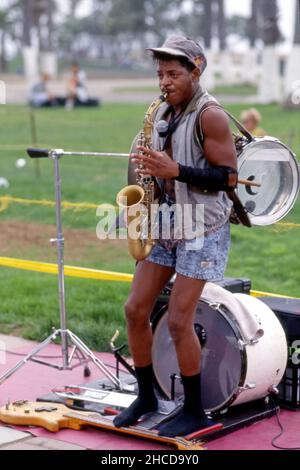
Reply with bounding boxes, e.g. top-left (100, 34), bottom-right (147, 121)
top-left (0, 148), bottom-right (128, 390)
